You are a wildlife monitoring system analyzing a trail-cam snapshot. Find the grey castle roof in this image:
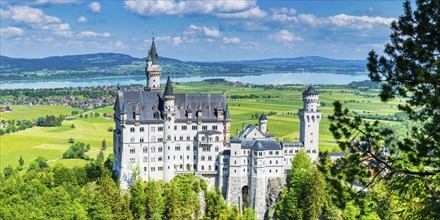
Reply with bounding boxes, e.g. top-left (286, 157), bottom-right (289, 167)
top-left (115, 90), bottom-right (228, 123)
top-left (240, 139), bottom-right (282, 151)
top-left (258, 113), bottom-right (267, 121)
top-left (231, 135), bottom-right (242, 143)
top-left (164, 75), bottom-right (174, 97)
top-left (304, 86), bottom-right (319, 96)
top-left (147, 38), bottom-right (159, 64)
